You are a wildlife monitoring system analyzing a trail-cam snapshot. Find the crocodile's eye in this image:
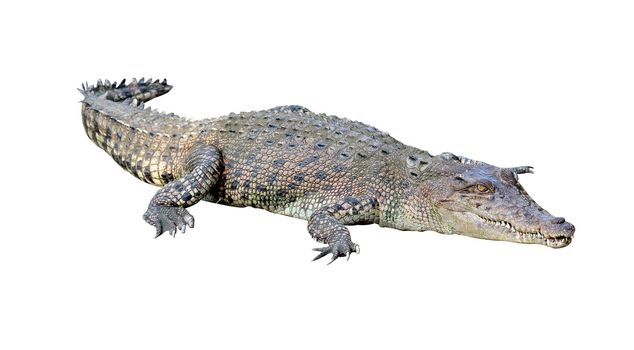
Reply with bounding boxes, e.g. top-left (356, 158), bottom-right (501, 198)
top-left (476, 184), bottom-right (490, 193)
